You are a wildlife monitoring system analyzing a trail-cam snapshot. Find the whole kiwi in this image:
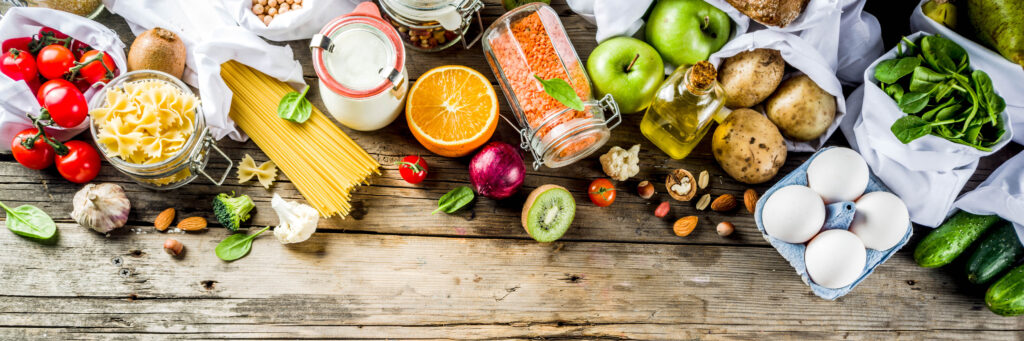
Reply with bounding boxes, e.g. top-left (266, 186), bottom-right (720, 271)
top-left (128, 27), bottom-right (187, 79)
